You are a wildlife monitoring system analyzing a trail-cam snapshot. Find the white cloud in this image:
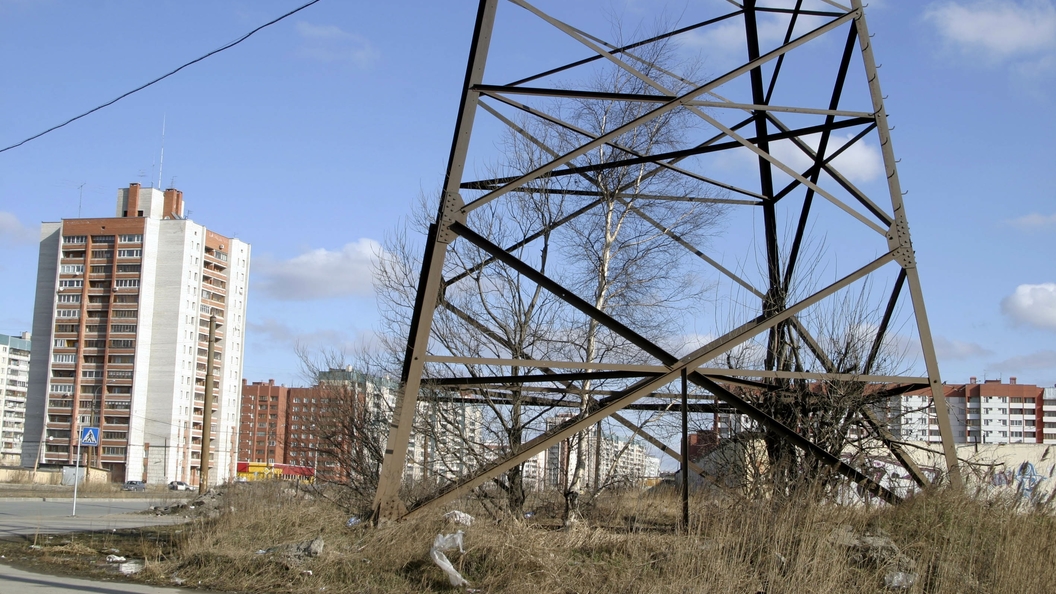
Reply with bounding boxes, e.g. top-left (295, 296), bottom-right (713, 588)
top-left (771, 132), bottom-right (884, 184)
top-left (934, 336), bottom-right (993, 360)
top-left (1006, 212), bottom-right (1056, 229)
top-left (924, 1), bottom-right (1056, 63)
top-left (990, 349), bottom-right (1056, 371)
top-left (1001, 283), bottom-right (1056, 330)
top-left (0, 211), bottom-right (36, 245)
top-left (716, 132), bottom-right (883, 185)
top-left (247, 317), bottom-right (370, 353)
top-left (254, 238), bottom-right (381, 301)
top-left (295, 21), bottom-right (379, 68)
top-left (679, 10), bottom-right (829, 66)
